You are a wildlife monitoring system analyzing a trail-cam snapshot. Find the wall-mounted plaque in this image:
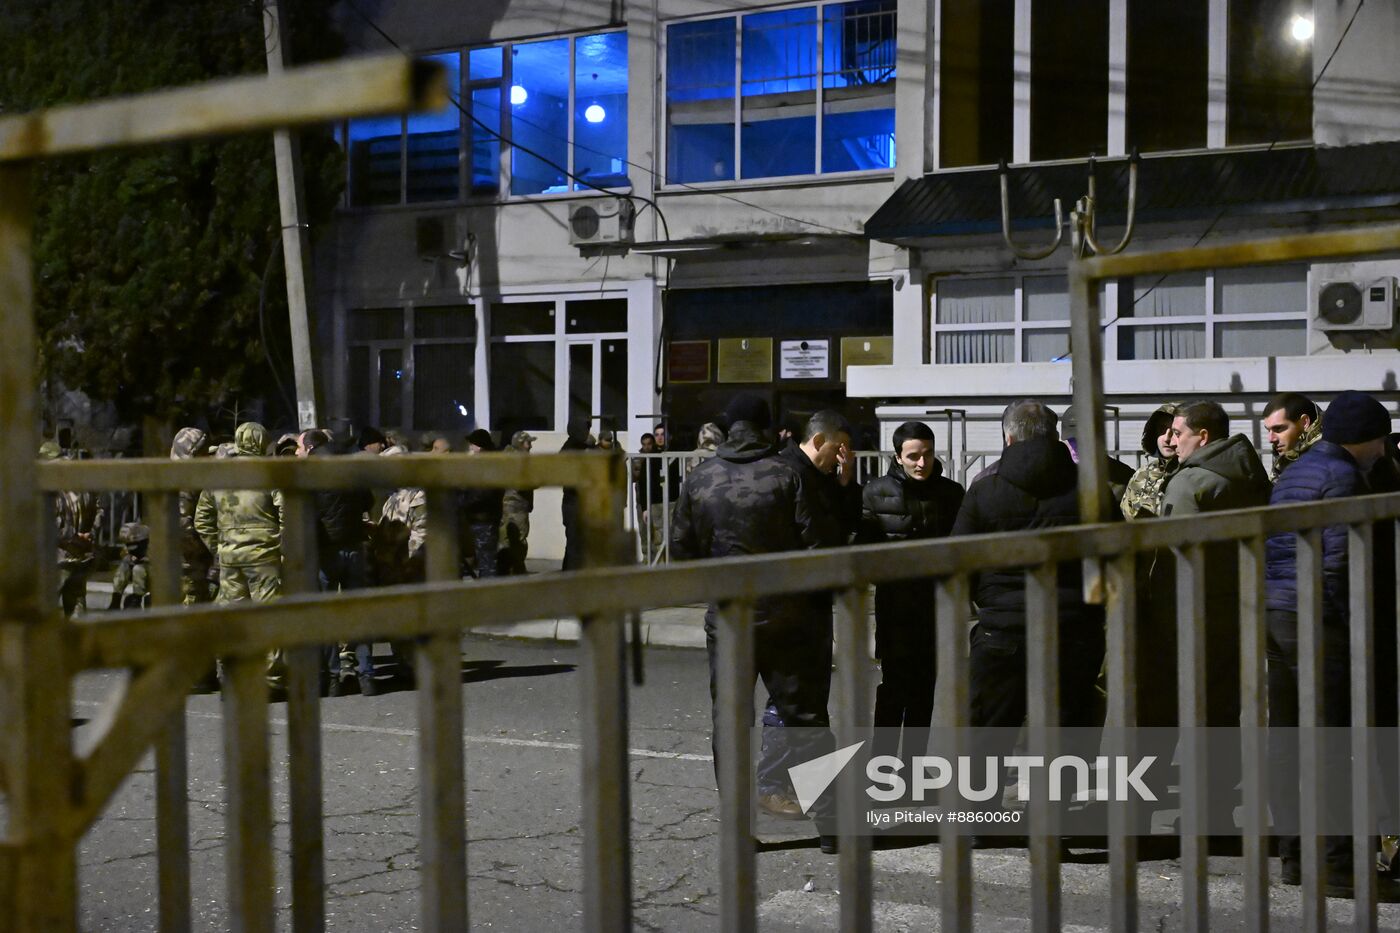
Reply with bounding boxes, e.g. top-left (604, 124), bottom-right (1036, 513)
top-left (779, 339), bottom-right (830, 380)
top-left (667, 340), bottom-right (711, 383)
top-left (717, 337), bottom-right (774, 384)
top-left (840, 335), bottom-right (894, 381)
